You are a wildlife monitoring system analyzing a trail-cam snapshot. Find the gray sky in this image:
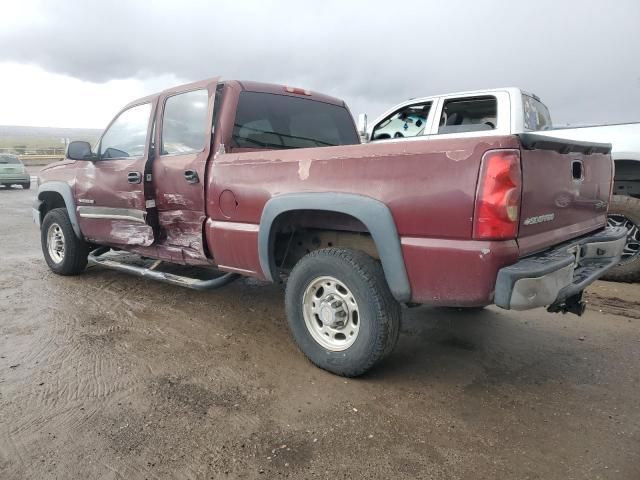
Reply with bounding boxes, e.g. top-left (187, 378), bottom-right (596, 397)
top-left (1, 0), bottom-right (639, 128)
